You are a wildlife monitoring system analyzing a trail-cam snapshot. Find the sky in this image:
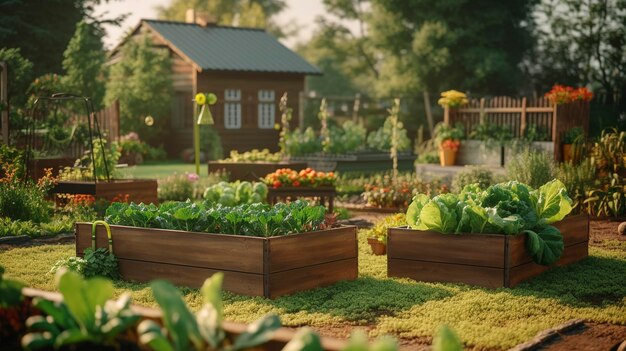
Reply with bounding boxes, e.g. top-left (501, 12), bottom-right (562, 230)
top-left (93, 0), bottom-right (337, 49)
